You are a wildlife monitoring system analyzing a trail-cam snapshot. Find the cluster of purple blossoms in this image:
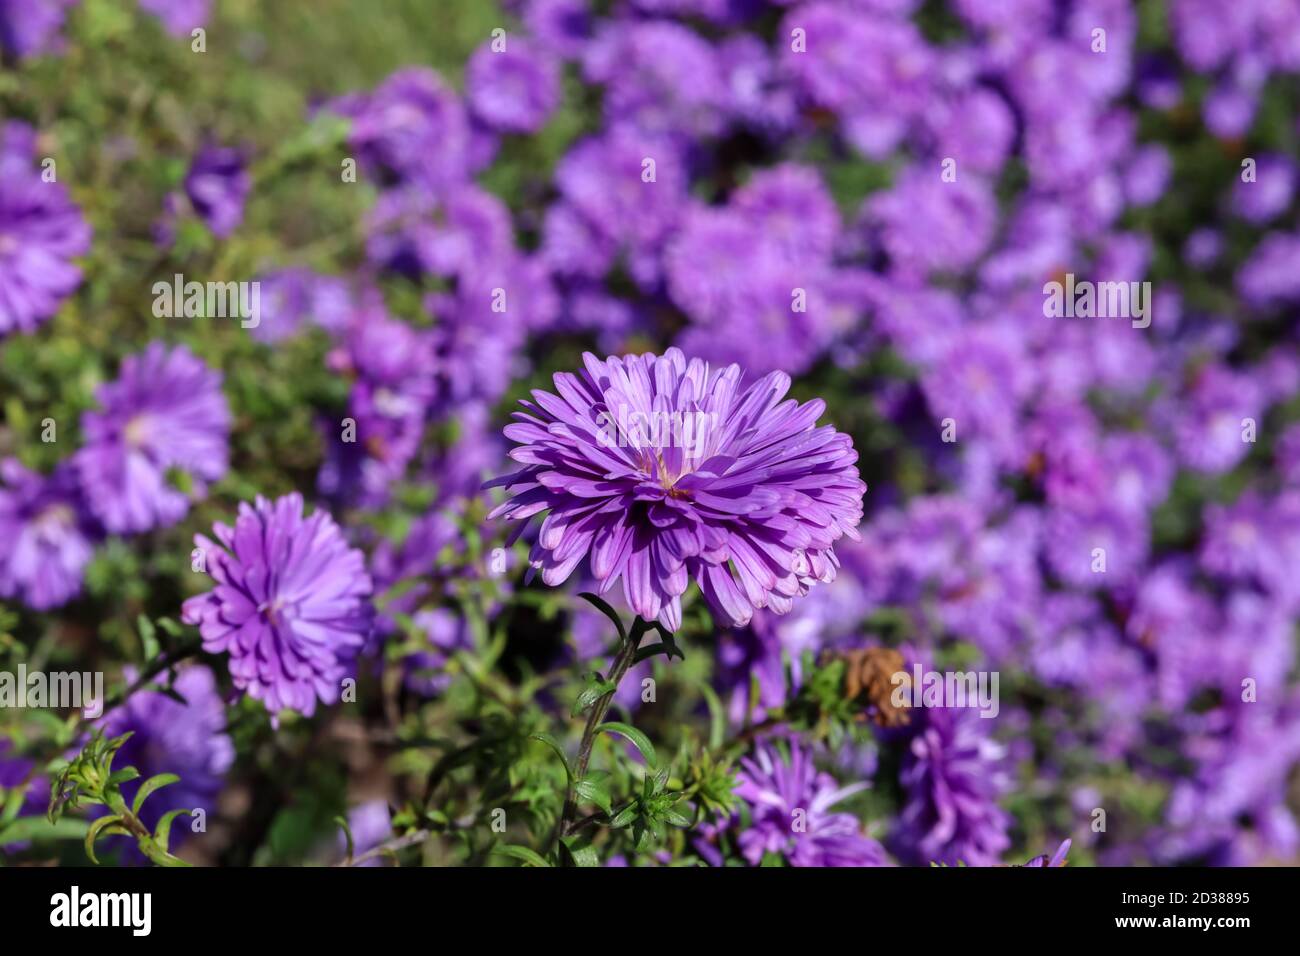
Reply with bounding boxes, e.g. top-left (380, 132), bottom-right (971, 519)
top-left (6, 0), bottom-right (1300, 870)
top-left (0, 342), bottom-right (229, 612)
